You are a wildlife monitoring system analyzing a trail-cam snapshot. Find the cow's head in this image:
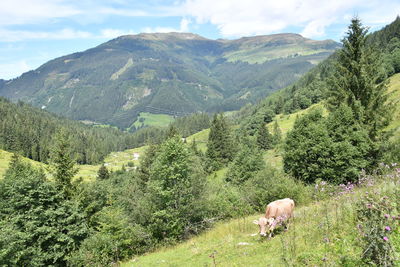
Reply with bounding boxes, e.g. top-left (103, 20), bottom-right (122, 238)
top-left (253, 217), bottom-right (275, 237)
